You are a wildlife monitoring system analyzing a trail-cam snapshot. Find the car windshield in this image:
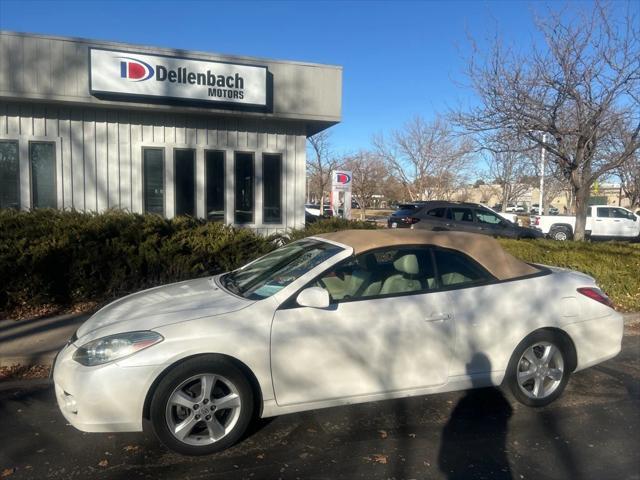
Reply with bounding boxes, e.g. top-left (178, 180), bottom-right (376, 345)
top-left (222, 239), bottom-right (343, 300)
